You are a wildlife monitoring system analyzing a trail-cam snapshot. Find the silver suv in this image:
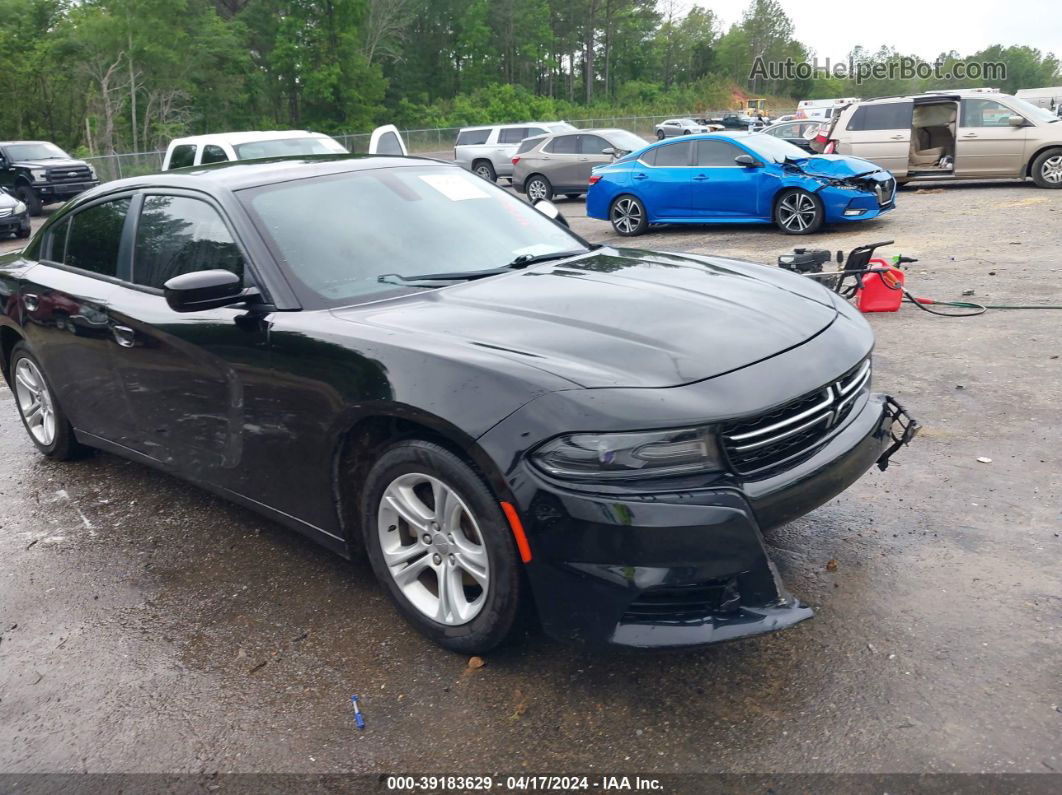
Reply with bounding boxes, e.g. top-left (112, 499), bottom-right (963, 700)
top-left (454, 122), bottom-right (575, 182)
top-left (822, 91), bottom-right (1062, 187)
